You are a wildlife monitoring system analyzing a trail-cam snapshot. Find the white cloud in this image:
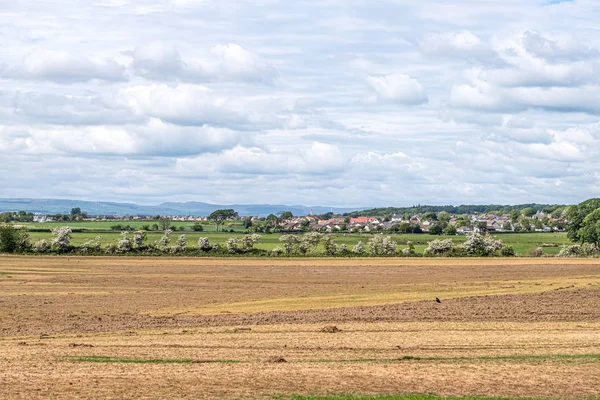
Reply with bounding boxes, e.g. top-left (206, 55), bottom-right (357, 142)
top-left (2, 1), bottom-right (600, 206)
top-left (419, 30), bottom-right (484, 55)
top-left (131, 42), bottom-right (183, 80)
top-left (0, 119), bottom-right (243, 157)
top-left (131, 42), bottom-right (276, 83)
top-left (0, 49), bottom-right (126, 83)
top-left (117, 83), bottom-right (290, 129)
top-left (177, 141), bottom-right (346, 176)
top-left (366, 73), bottom-right (428, 105)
